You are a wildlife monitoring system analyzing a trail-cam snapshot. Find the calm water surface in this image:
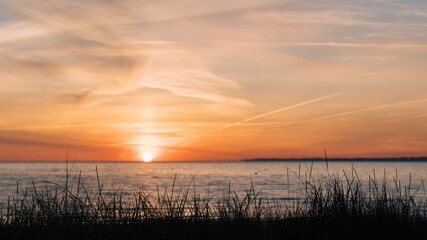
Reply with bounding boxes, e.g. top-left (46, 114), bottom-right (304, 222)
top-left (0, 161), bottom-right (426, 202)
